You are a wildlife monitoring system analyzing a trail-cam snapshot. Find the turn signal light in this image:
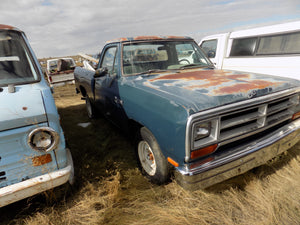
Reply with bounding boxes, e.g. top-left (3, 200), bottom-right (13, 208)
top-left (191, 144), bottom-right (218, 159)
top-left (167, 157), bottom-right (179, 167)
top-left (292, 111), bottom-right (300, 120)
